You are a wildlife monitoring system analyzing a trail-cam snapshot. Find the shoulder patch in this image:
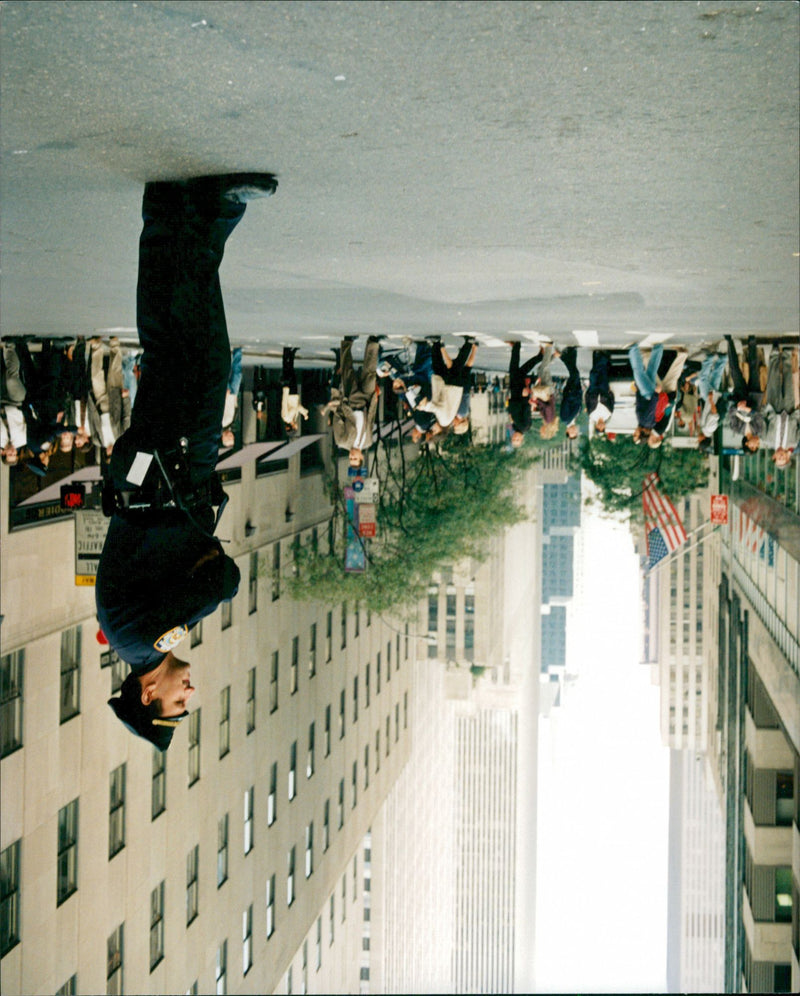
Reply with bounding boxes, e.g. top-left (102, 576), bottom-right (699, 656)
top-left (154, 625), bottom-right (189, 654)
